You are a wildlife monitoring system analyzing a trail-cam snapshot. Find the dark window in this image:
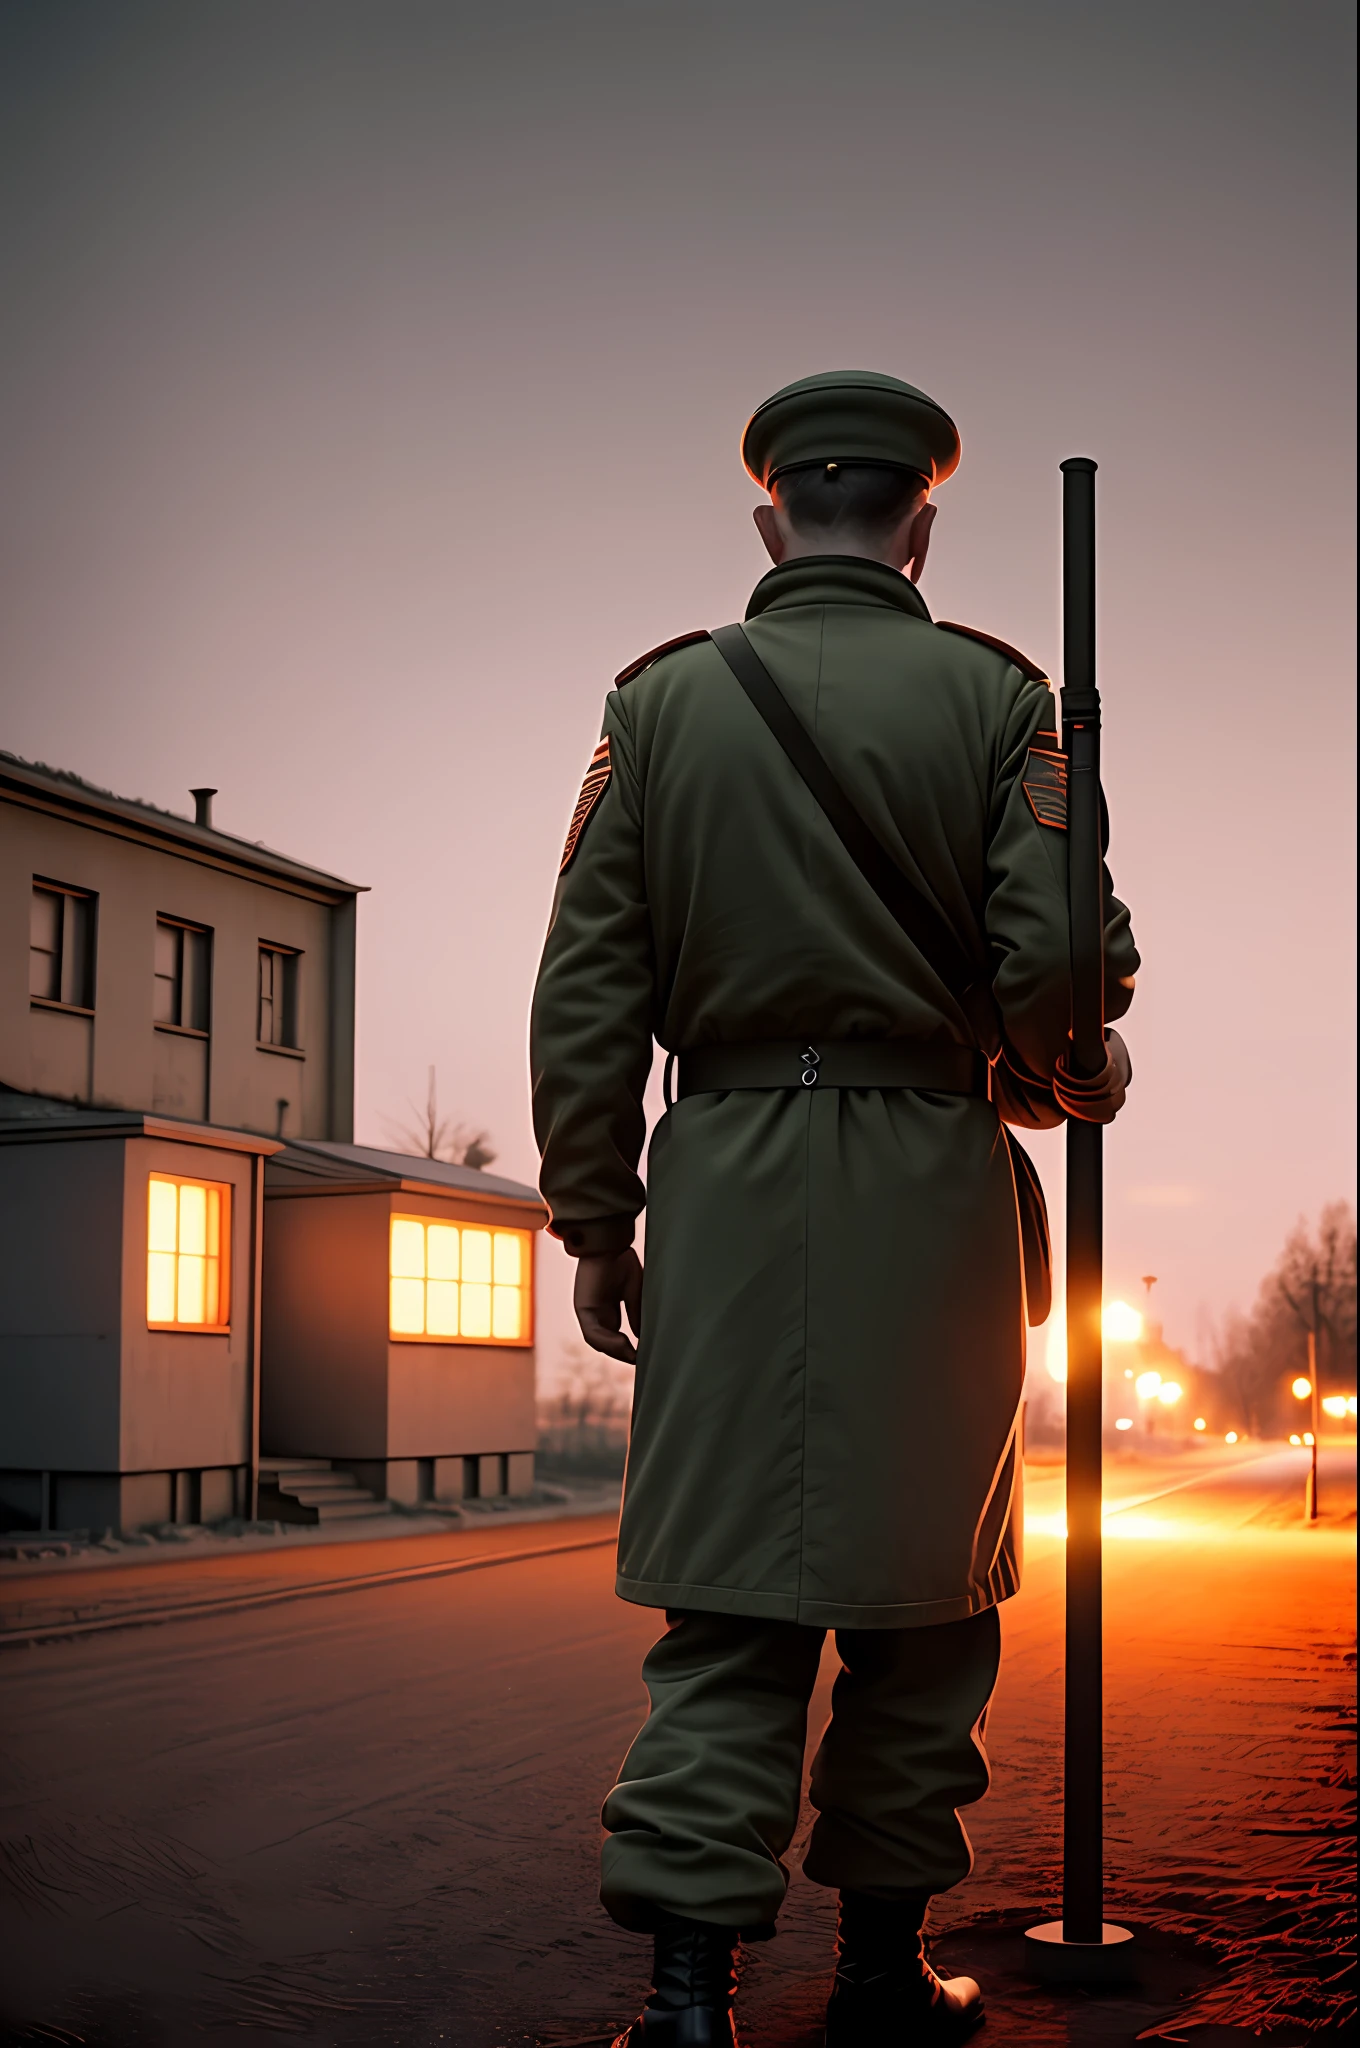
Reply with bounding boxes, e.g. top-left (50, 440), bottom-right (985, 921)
top-left (154, 919), bottom-right (211, 1031)
top-left (30, 882), bottom-right (95, 1008)
top-left (258, 945), bottom-right (300, 1048)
